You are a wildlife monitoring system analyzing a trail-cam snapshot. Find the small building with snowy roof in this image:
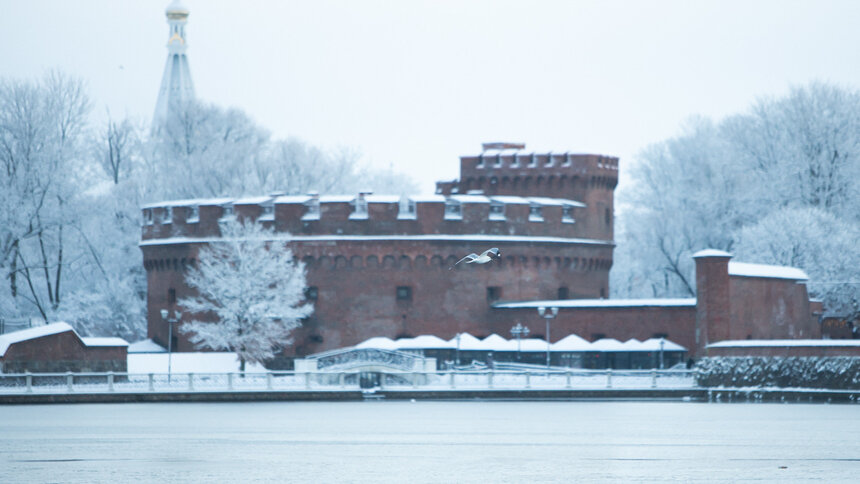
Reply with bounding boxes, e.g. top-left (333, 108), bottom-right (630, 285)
top-left (491, 249), bottom-right (819, 359)
top-left (0, 323), bottom-right (128, 373)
